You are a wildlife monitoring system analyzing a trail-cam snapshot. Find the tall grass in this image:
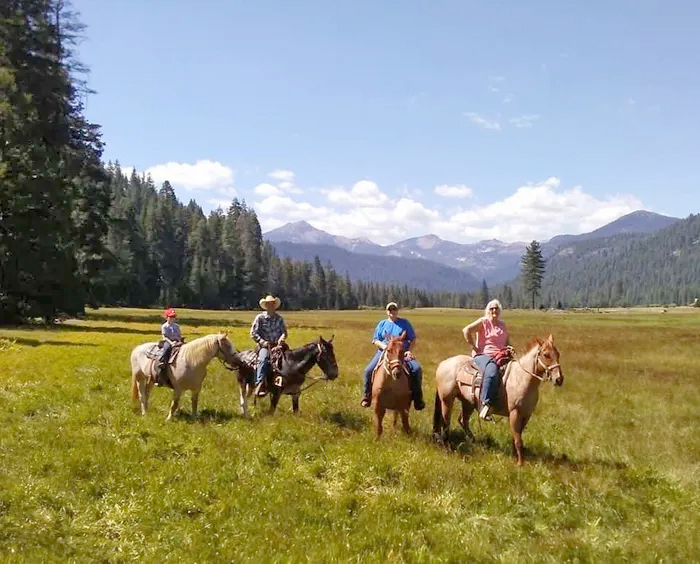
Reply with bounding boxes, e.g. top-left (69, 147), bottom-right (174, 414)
top-left (1, 307), bottom-right (700, 561)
